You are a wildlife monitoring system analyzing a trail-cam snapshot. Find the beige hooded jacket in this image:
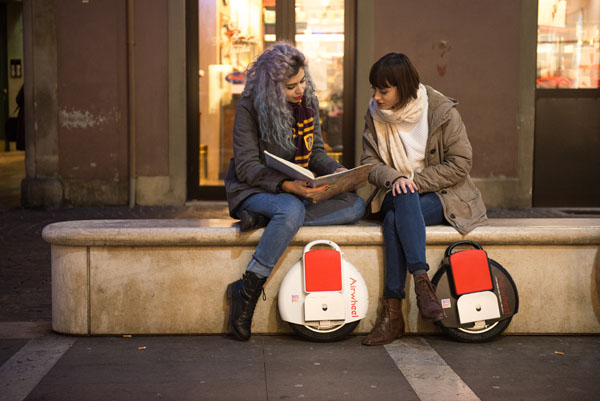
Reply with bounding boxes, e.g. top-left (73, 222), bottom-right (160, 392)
top-left (361, 85), bottom-right (487, 234)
